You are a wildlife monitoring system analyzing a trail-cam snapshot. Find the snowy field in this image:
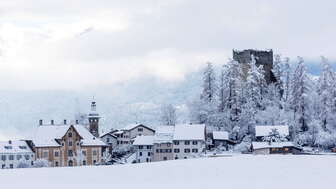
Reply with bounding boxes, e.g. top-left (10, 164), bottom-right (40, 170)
top-left (1, 155), bottom-right (335, 189)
